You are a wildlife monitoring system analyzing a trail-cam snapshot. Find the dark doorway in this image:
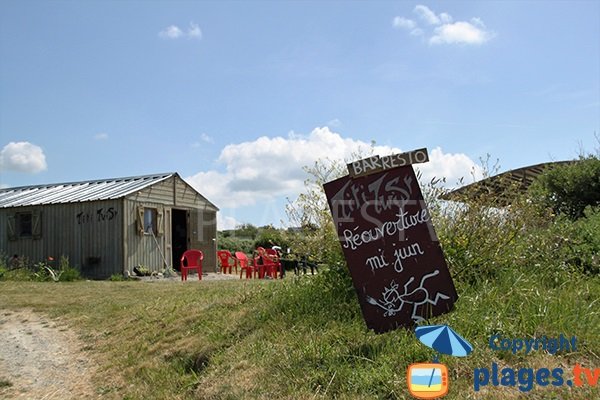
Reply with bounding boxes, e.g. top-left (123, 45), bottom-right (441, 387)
top-left (172, 209), bottom-right (188, 271)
